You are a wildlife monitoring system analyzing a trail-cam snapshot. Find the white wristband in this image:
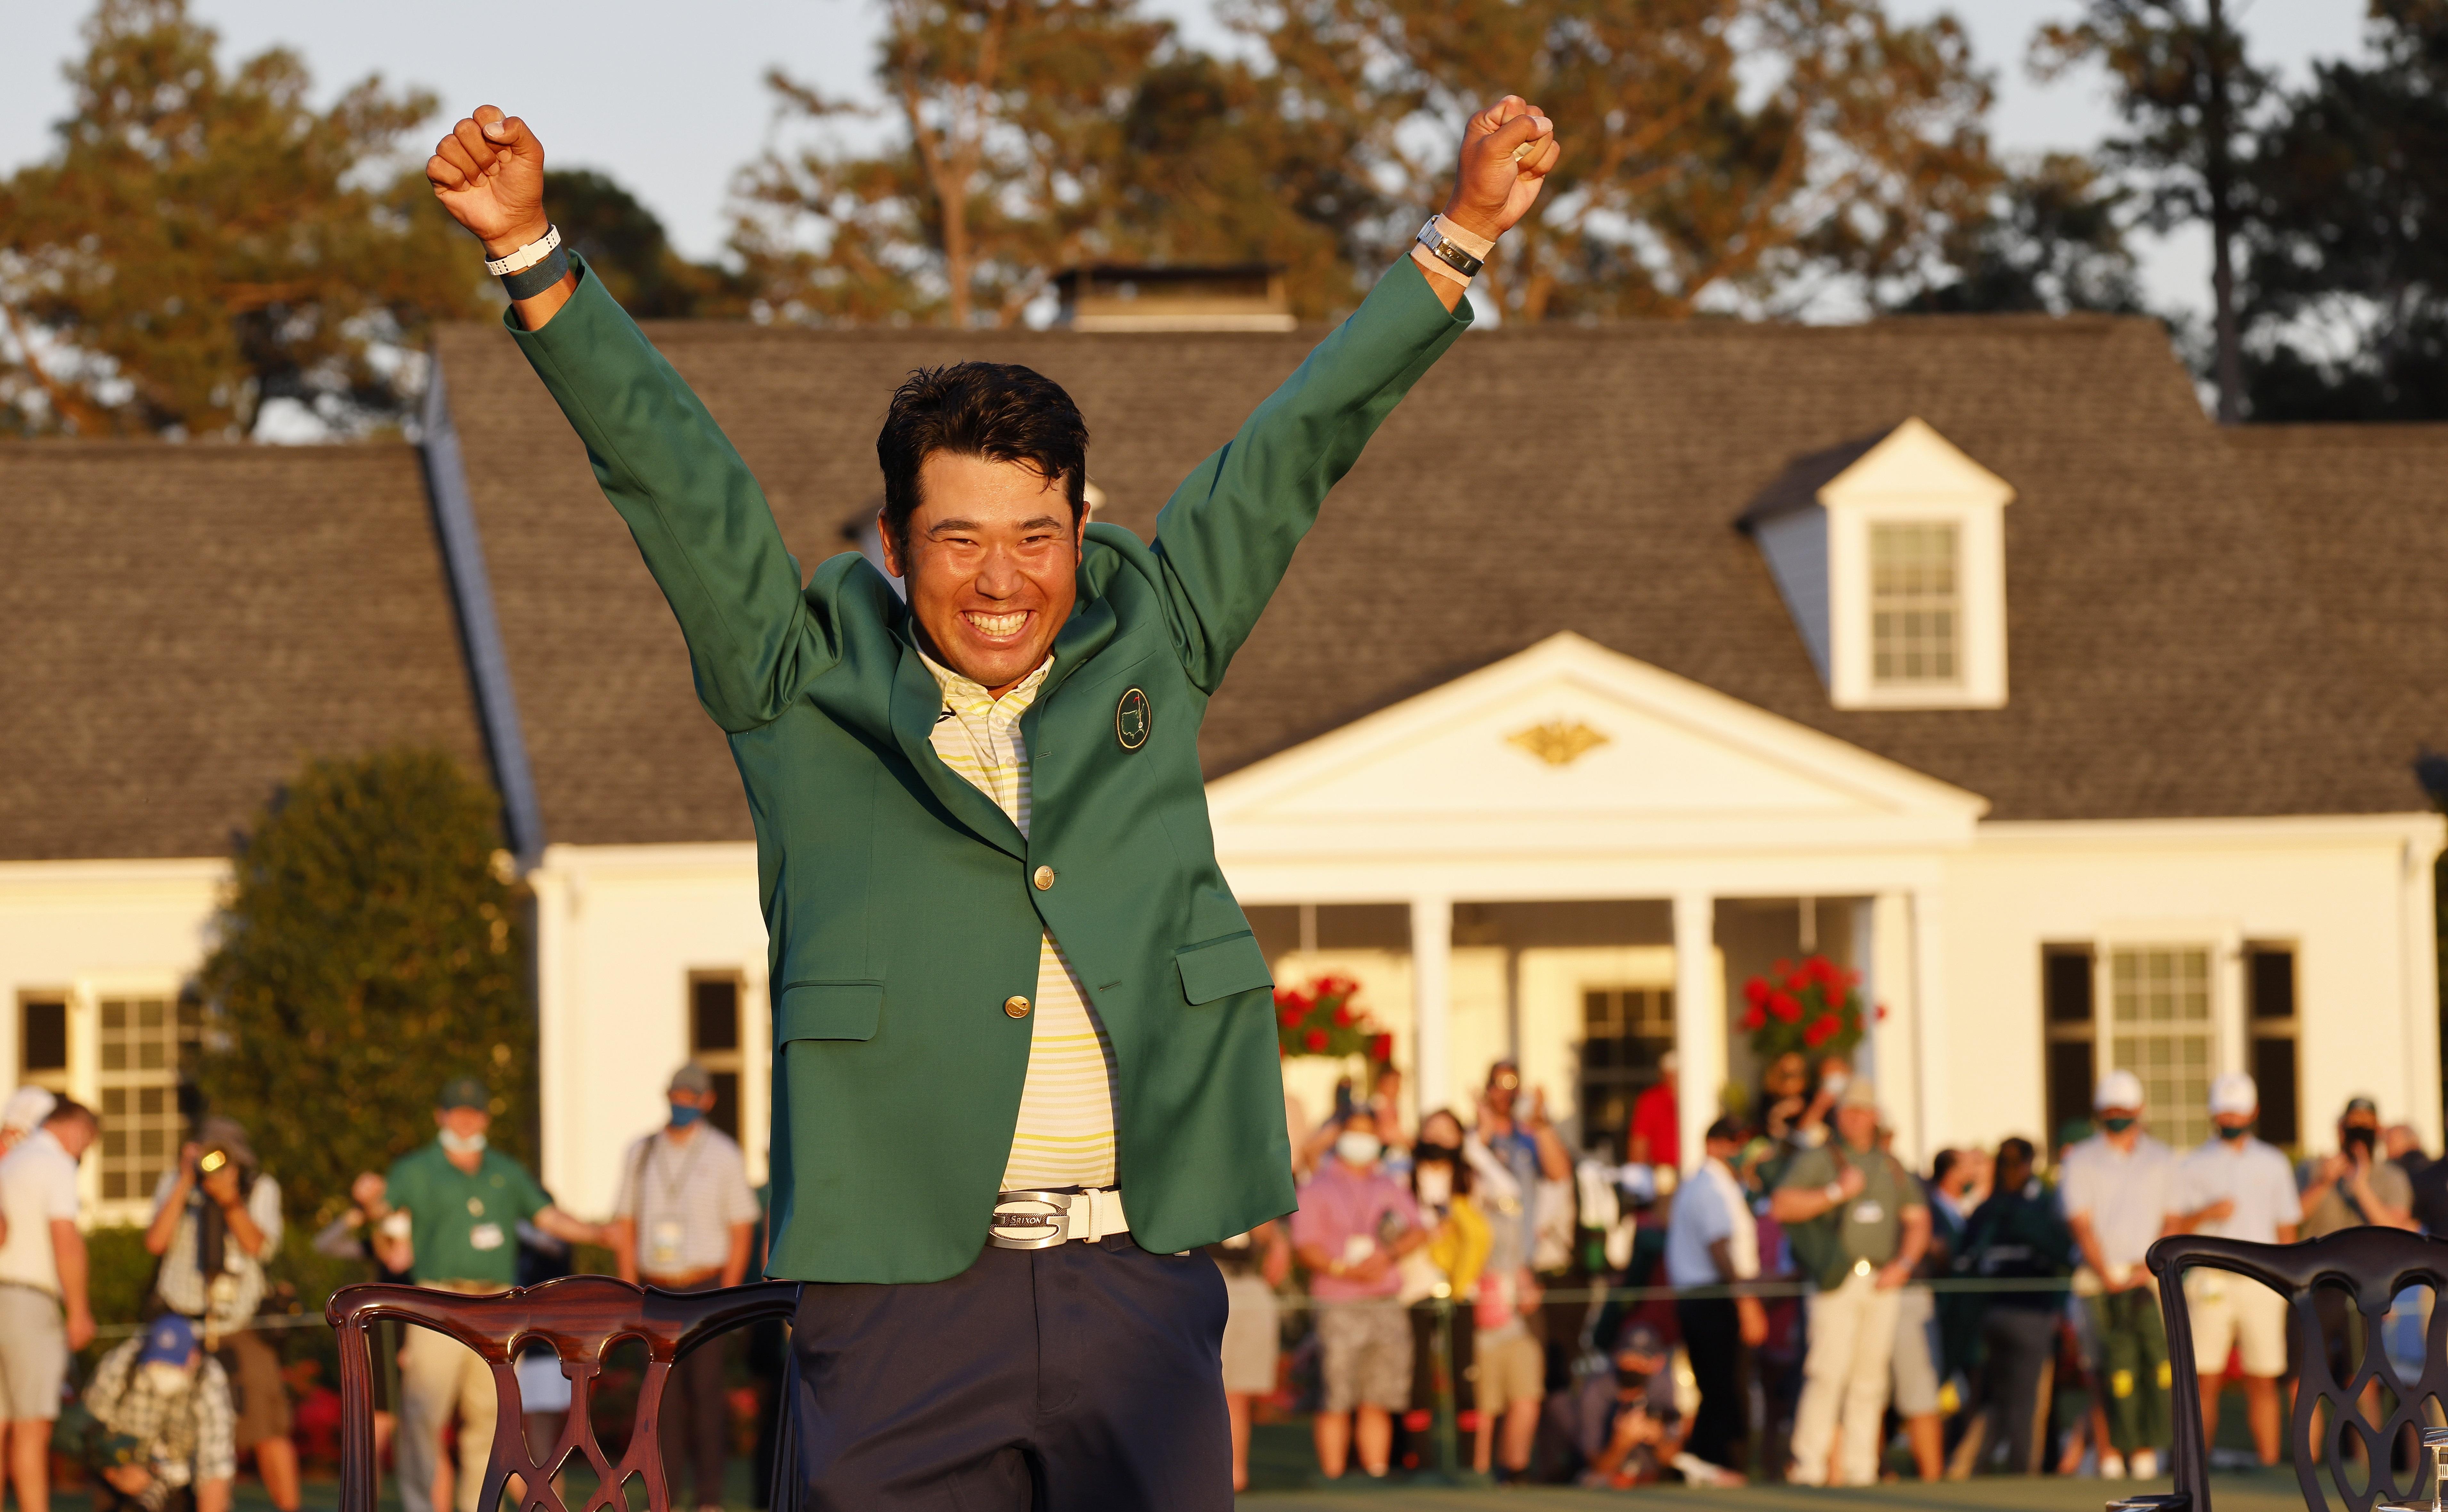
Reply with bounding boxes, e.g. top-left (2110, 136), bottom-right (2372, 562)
top-left (1430, 214), bottom-right (1494, 260)
top-left (483, 224), bottom-right (562, 276)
